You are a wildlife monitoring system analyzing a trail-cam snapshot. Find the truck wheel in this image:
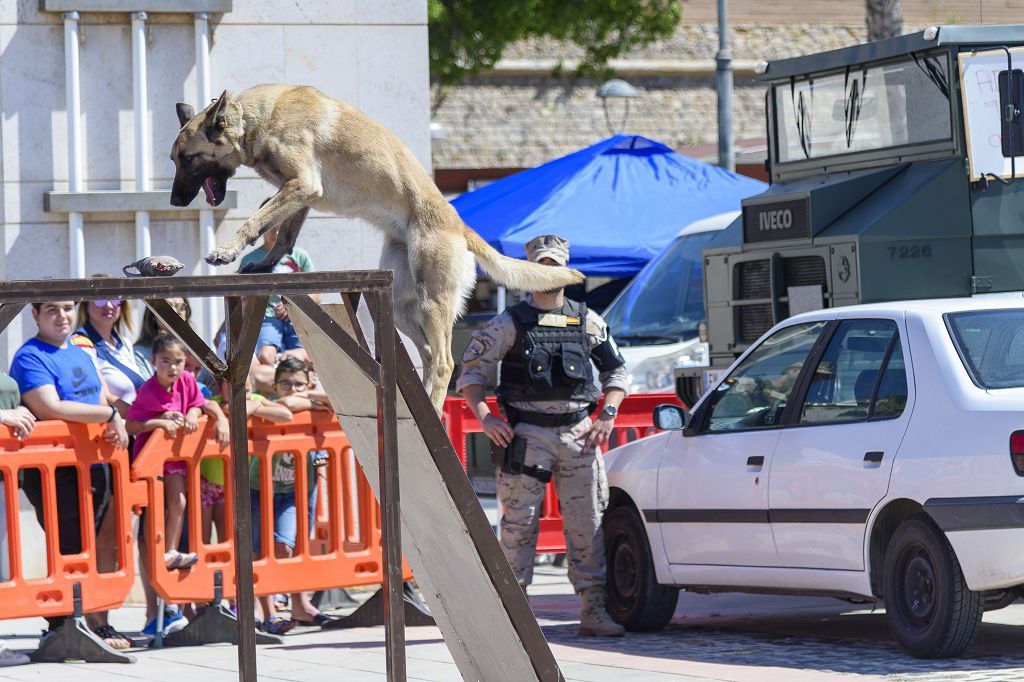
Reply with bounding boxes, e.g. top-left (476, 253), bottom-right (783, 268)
top-left (882, 514), bottom-right (982, 658)
top-left (603, 504), bottom-right (678, 631)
